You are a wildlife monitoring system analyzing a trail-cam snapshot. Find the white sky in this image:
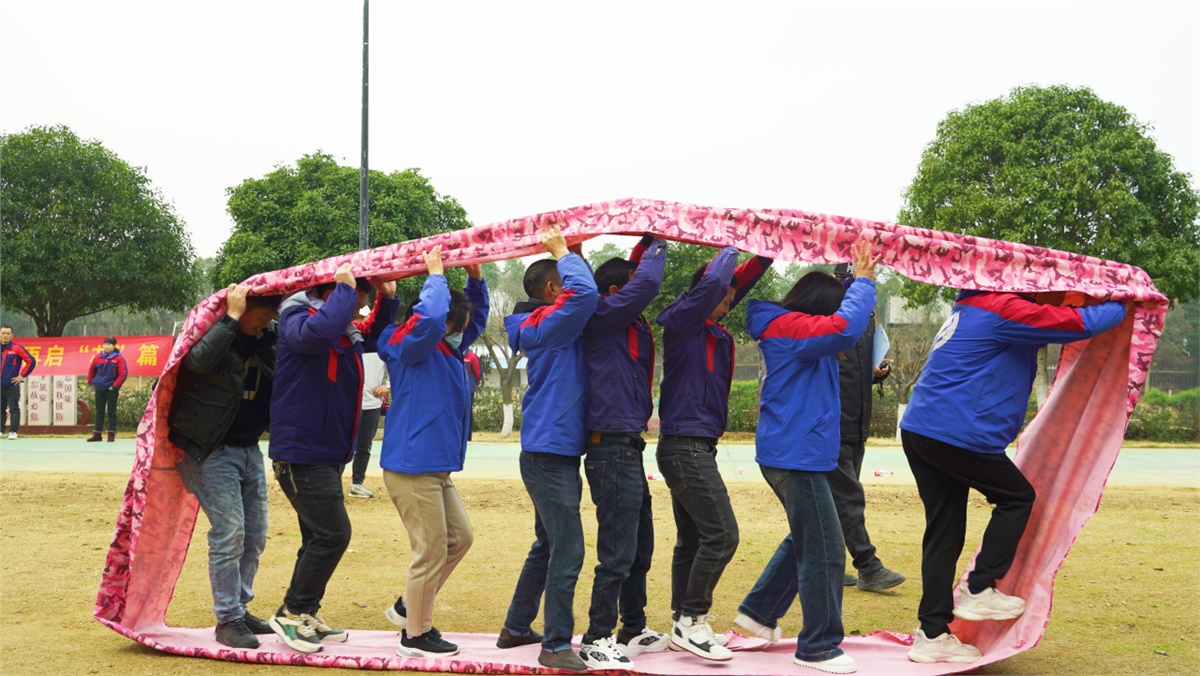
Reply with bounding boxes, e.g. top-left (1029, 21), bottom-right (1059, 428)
top-left (2, 0), bottom-right (1197, 259)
